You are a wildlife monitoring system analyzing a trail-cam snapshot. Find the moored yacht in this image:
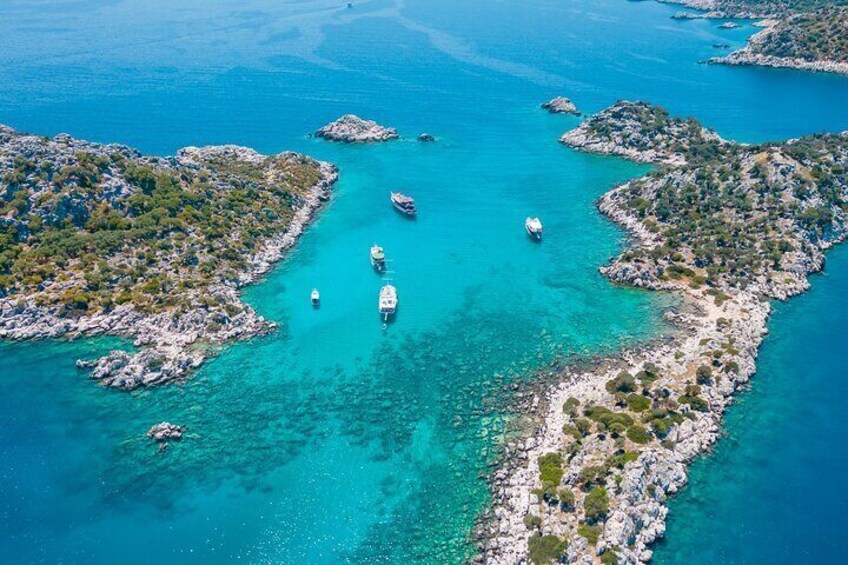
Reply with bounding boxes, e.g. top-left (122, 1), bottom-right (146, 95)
top-left (370, 244), bottom-right (386, 271)
top-left (391, 192), bottom-right (416, 216)
top-left (525, 217), bottom-right (543, 240)
top-left (378, 284), bottom-right (398, 320)
top-left (311, 289), bottom-right (320, 306)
